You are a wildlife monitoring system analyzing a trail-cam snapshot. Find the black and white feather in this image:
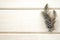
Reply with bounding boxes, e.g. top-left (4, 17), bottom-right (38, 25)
top-left (42, 4), bottom-right (56, 32)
